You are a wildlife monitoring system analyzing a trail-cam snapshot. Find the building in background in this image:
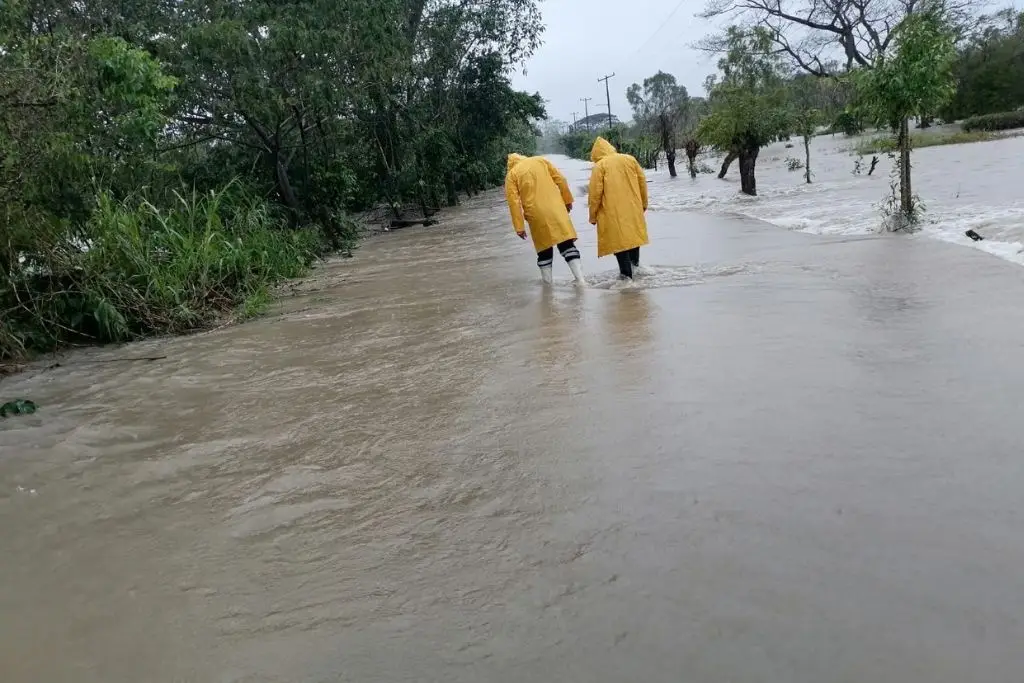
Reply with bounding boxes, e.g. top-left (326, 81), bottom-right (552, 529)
top-left (569, 113), bottom-right (621, 133)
